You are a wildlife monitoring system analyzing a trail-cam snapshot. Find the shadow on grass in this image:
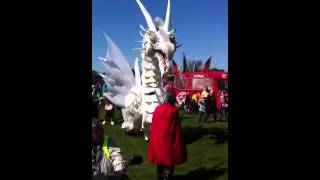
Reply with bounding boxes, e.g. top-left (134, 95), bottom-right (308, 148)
top-left (125, 129), bottom-right (144, 136)
top-left (183, 126), bottom-right (228, 145)
top-left (174, 163), bottom-right (228, 180)
top-left (179, 114), bottom-right (193, 121)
